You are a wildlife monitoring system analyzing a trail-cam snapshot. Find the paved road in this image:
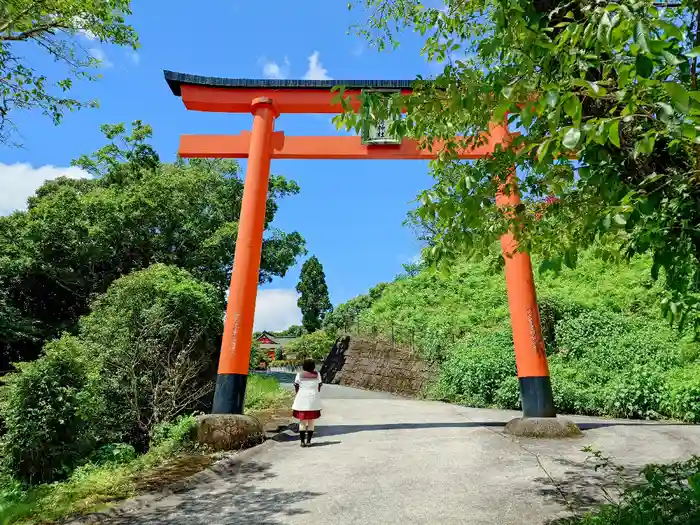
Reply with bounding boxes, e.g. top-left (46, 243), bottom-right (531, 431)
top-left (262, 371), bottom-right (398, 399)
top-left (80, 384), bottom-right (700, 525)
